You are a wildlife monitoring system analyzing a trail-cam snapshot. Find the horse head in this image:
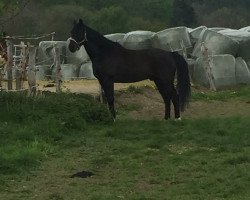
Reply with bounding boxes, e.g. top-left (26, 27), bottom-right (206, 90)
top-left (68, 19), bottom-right (88, 53)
